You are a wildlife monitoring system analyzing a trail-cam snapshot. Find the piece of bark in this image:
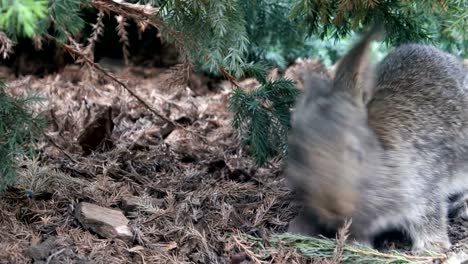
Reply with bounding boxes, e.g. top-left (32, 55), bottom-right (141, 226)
top-left (75, 202), bottom-right (133, 243)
